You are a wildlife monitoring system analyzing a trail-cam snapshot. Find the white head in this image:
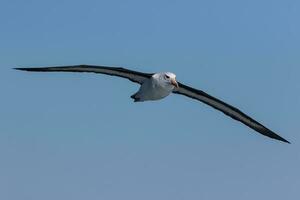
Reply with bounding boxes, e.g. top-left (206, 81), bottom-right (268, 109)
top-left (153, 72), bottom-right (179, 89)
